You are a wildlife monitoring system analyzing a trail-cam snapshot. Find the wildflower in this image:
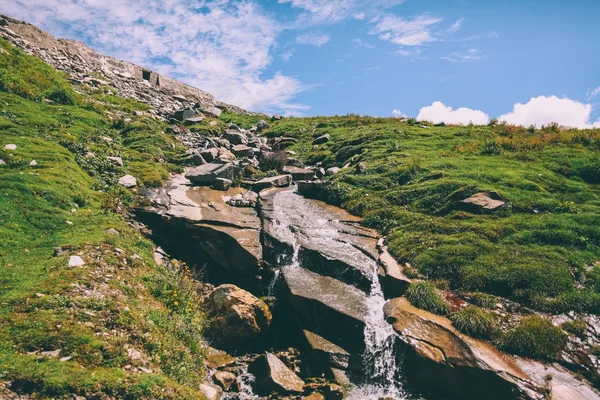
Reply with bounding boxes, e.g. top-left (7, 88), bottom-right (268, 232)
top-left (173, 301), bottom-right (179, 306)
